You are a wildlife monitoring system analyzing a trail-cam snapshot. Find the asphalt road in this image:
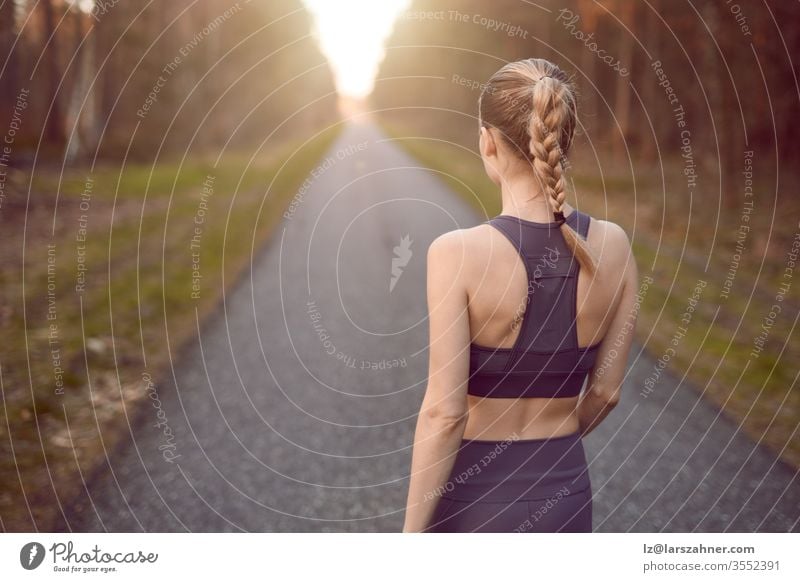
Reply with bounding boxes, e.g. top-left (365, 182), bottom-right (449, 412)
top-left (57, 120), bottom-right (799, 532)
